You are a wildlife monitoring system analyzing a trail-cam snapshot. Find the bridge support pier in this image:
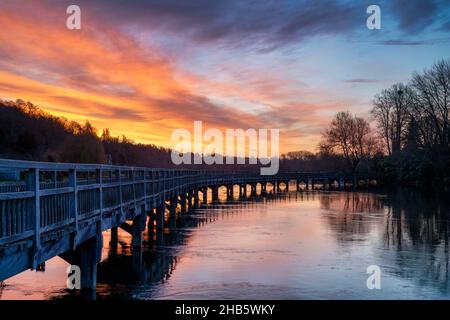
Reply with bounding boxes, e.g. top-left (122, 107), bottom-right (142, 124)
top-left (60, 233), bottom-right (103, 292)
top-left (192, 189), bottom-right (199, 209)
top-left (180, 193), bottom-right (187, 213)
top-left (202, 188), bottom-right (208, 204)
top-left (308, 178), bottom-right (314, 190)
top-left (156, 203), bottom-right (165, 229)
top-left (261, 183), bottom-right (266, 194)
top-left (132, 209), bottom-right (146, 248)
top-left (212, 186), bottom-right (219, 202)
top-left (185, 192), bottom-right (191, 212)
top-left (110, 227), bottom-right (118, 249)
top-left (147, 209), bottom-right (156, 230)
top-left (251, 183), bottom-right (257, 196)
top-left (226, 185), bottom-right (232, 199)
top-left (169, 199), bottom-right (177, 218)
